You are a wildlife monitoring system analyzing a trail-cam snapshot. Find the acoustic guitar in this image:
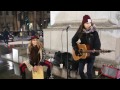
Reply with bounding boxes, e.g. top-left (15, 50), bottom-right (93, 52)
top-left (23, 60), bottom-right (44, 79)
top-left (72, 44), bottom-right (115, 61)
